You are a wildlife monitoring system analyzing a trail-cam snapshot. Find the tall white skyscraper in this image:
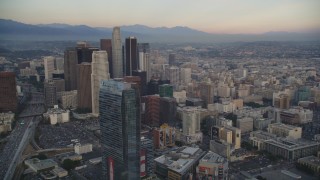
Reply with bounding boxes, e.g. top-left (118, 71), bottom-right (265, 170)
top-left (139, 52), bottom-right (151, 81)
top-left (112, 27), bottom-right (123, 78)
top-left (91, 51), bottom-right (110, 116)
top-left (180, 68), bottom-right (192, 84)
top-left (44, 56), bottom-right (55, 80)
